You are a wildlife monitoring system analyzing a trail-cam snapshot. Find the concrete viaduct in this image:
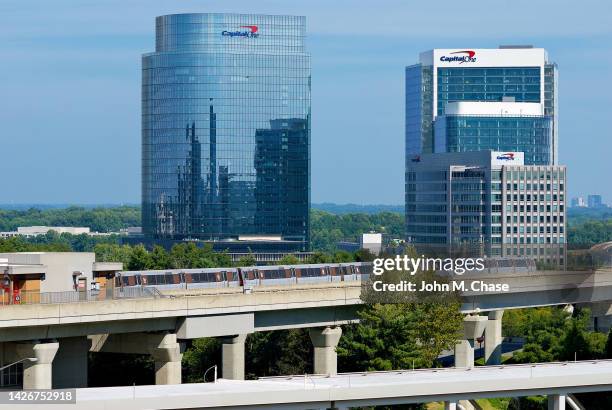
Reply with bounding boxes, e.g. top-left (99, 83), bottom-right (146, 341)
top-left (0, 269), bottom-right (611, 391)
